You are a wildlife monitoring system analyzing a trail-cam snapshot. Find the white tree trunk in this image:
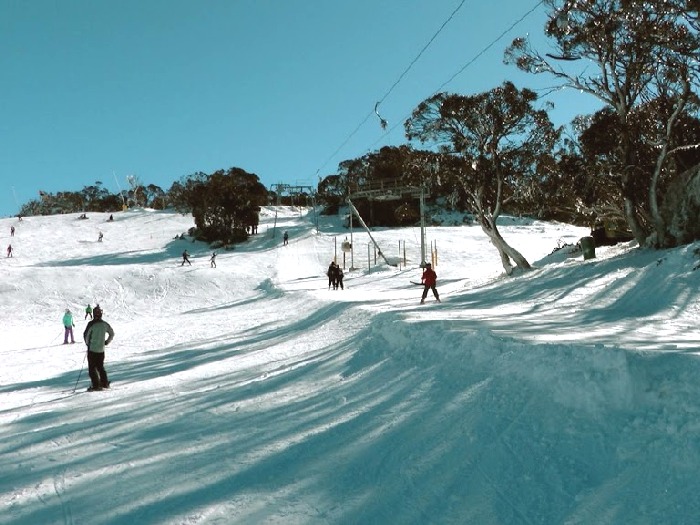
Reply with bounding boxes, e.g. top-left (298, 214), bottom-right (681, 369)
top-left (478, 216), bottom-right (531, 275)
